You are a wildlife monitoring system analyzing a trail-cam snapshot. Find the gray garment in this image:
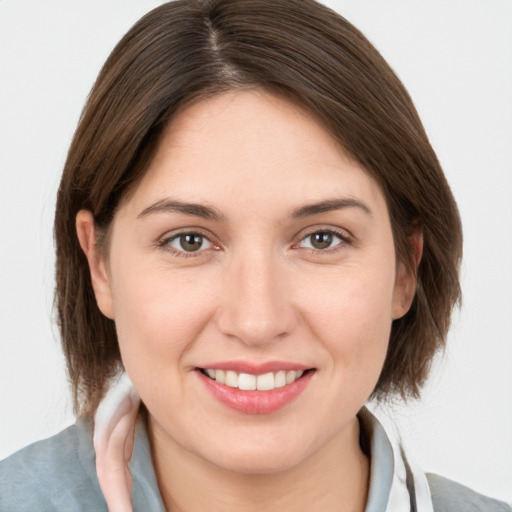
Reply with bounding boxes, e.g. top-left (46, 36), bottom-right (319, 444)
top-left (0, 414), bottom-right (509, 511)
top-left (427, 475), bottom-right (511, 512)
top-left (0, 419), bottom-right (165, 512)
